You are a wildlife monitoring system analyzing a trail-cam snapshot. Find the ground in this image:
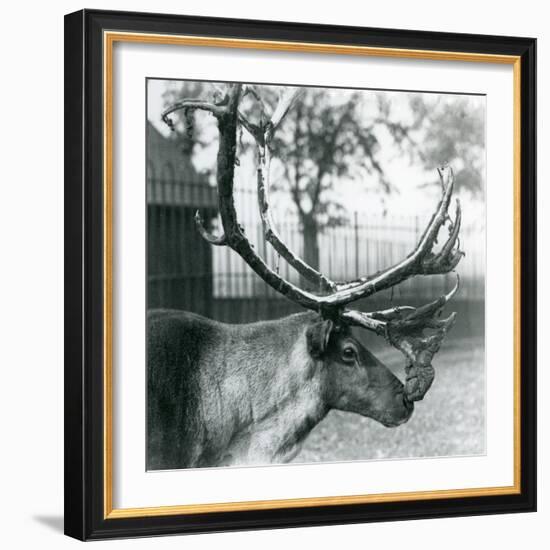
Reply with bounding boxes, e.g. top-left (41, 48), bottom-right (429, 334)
top-left (293, 337), bottom-right (485, 464)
